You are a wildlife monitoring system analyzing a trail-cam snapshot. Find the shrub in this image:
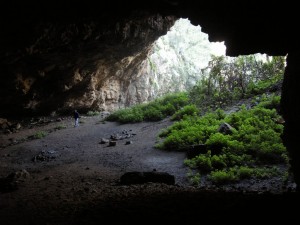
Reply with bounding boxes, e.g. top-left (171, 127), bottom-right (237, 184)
top-left (87, 111), bottom-right (100, 116)
top-left (211, 154), bottom-right (227, 169)
top-left (54, 125), bottom-right (66, 130)
top-left (143, 106), bottom-right (165, 121)
top-left (205, 133), bottom-right (231, 154)
top-left (106, 92), bottom-right (190, 123)
top-left (159, 99), bottom-right (287, 184)
top-left (106, 106), bottom-right (144, 123)
top-left (171, 104), bottom-right (199, 121)
top-left (34, 131), bottom-right (47, 139)
top-left (209, 170), bottom-right (237, 184)
top-left (184, 151), bottom-right (213, 171)
top-left (256, 94), bottom-right (281, 110)
top-left (187, 170), bottom-right (201, 186)
top-left (237, 166), bottom-right (253, 179)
